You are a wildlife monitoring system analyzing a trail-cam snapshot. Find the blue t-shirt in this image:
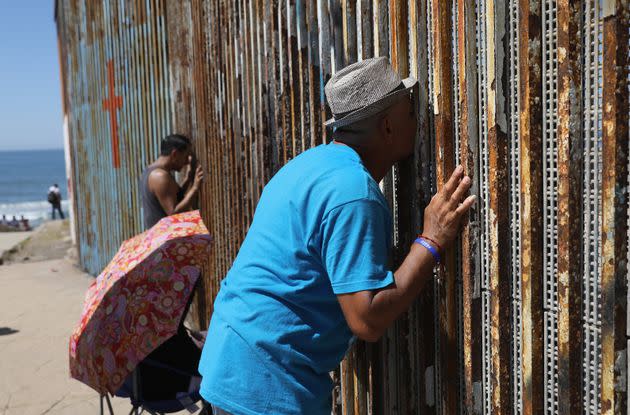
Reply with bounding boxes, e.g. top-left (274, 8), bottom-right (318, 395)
top-left (198, 143), bottom-right (394, 414)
